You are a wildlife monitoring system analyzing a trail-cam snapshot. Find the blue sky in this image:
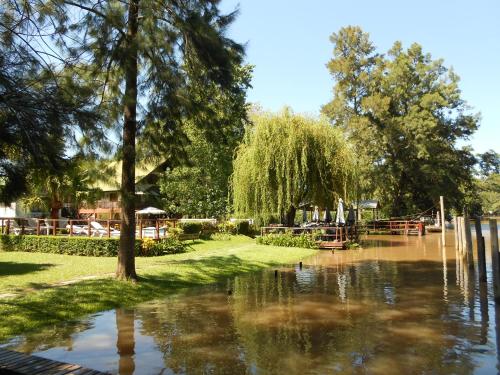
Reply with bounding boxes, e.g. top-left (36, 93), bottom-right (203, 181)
top-left (220, 0), bottom-right (499, 154)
